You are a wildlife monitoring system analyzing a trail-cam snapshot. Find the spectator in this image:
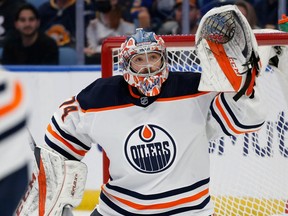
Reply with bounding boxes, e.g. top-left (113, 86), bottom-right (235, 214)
top-left (0, 68), bottom-right (31, 216)
top-left (201, 0), bottom-right (235, 16)
top-left (254, 0), bottom-right (278, 29)
top-left (84, 0), bottom-right (135, 64)
top-left (2, 3), bottom-right (59, 65)
top-left (130, 0), bottom-right (153, 30)
top-left (38, 0), bottom-right (95, 47)
top-left (158, 0), bottom-right (200, 35)
top-left (153, 0), bottom-right (175, 22)
top-left (0, 0), bottom-right (26, 46)
top-left (235, 0), bottom-right (259, 29)
top-left (148, 0), bottom-right (176, 32)
top-left (117, 0), bottom-right (134, 23)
